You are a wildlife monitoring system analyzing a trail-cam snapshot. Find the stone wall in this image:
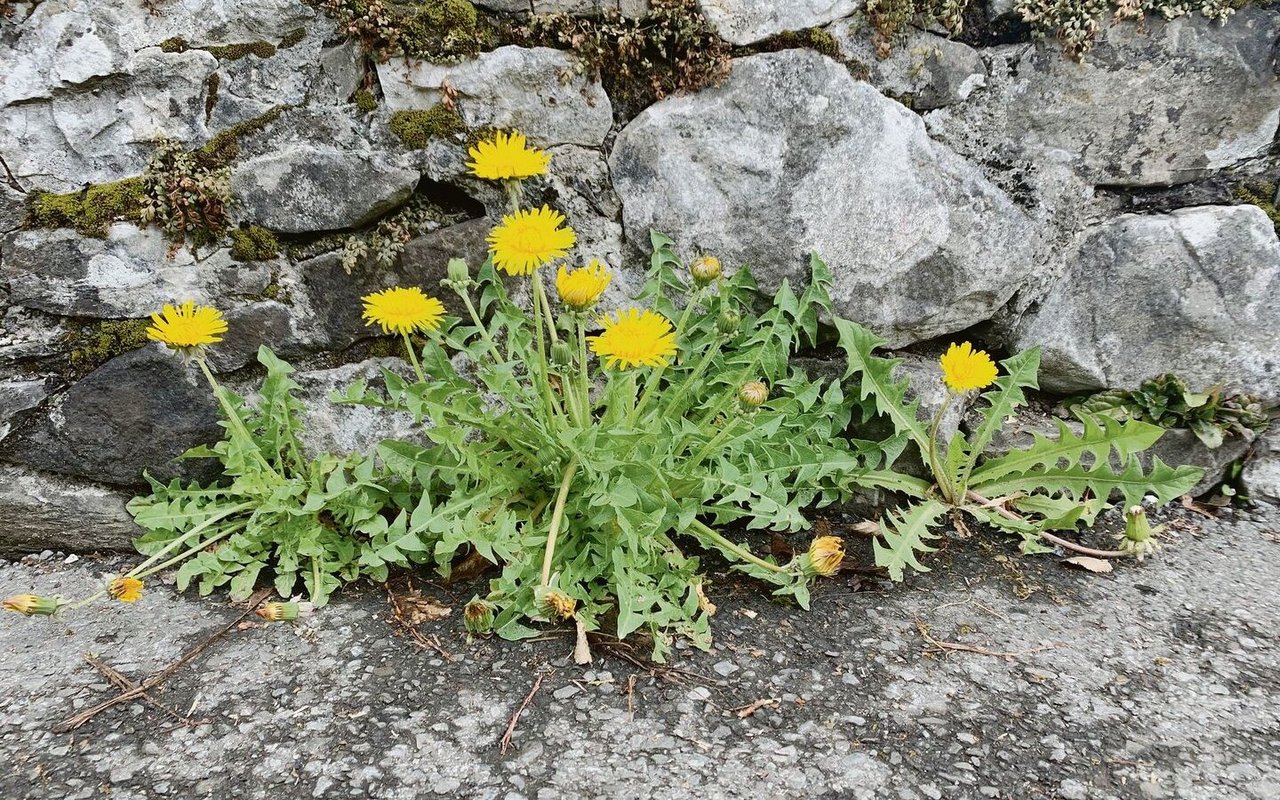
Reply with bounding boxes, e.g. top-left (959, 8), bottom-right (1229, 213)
top-left (1, 0), bottom-right (1279, 552)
